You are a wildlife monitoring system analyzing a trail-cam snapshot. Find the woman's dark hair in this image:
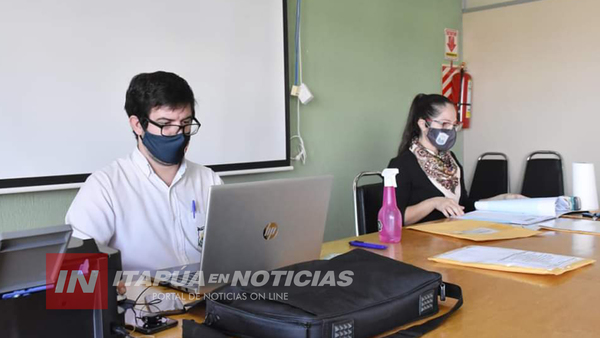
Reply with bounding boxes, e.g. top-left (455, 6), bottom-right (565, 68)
top-left (124, 71), bottom-right (196, 124)
top-left (397, 93), bottom-right (454, 155)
